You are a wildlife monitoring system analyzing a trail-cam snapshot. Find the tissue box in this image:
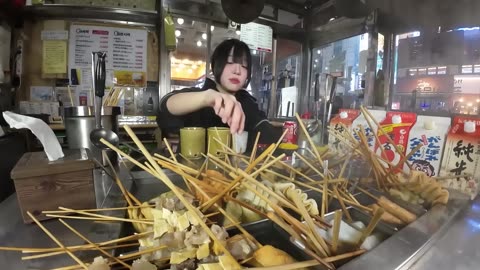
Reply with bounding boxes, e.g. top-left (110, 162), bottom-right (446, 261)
top-left (10, 150), bottom-right (95, 223)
